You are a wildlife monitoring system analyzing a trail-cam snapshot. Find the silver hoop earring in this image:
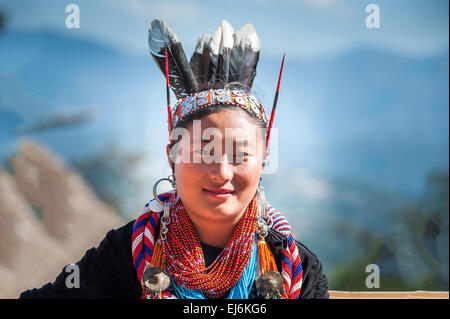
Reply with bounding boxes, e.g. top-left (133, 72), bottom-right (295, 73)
top-left (153, 175), bottom-right (179, 240)
top-left (153, 175), bottom-right (179, 206)
top-left (256, 184), bottom-right (272, 238)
